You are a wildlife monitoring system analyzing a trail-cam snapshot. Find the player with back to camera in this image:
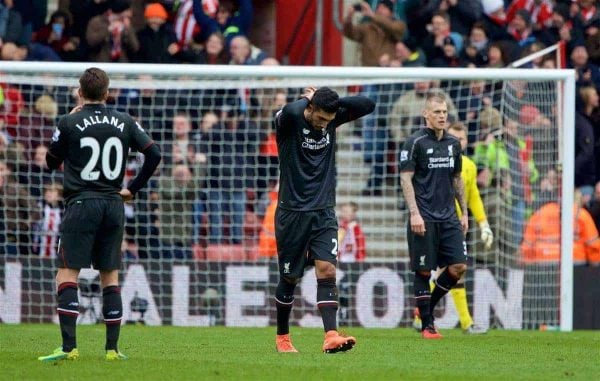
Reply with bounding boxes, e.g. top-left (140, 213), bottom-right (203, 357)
top-left (273, 86), bottom-right (374, 353)
top-left (38, 67), bottom-right (161, 362)
top-left (400, 91), bottom-right (468, 339)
